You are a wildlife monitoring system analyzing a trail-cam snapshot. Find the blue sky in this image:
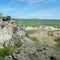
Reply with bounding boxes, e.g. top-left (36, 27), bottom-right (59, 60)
top-left (0, 0), bottom-right (60, 19)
